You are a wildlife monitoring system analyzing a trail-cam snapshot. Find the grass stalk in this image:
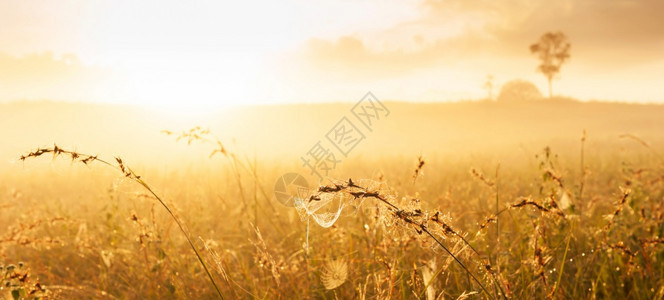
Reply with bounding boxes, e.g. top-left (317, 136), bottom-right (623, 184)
top-left (20, 146), bottom-right (224, 299)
